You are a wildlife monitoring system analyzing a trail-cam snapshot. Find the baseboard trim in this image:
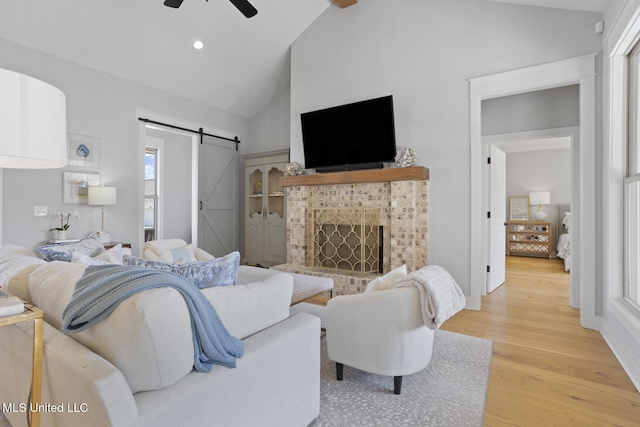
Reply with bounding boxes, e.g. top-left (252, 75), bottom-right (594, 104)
top-left (600, 318), bottom-right (640, 393)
